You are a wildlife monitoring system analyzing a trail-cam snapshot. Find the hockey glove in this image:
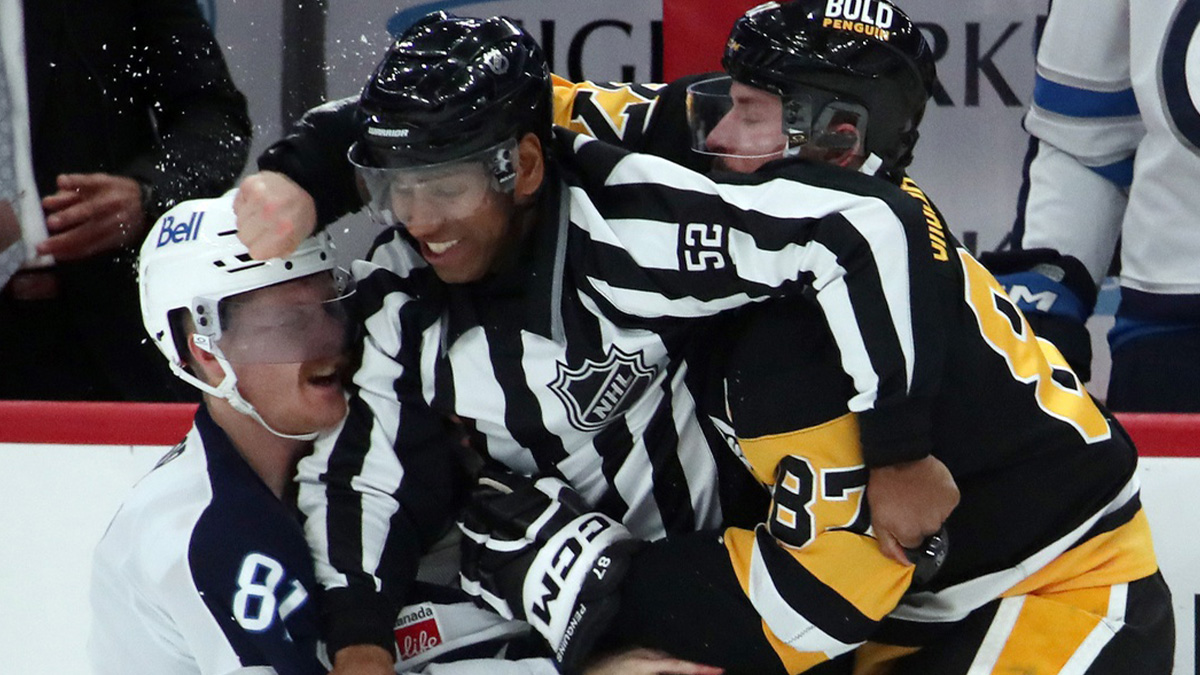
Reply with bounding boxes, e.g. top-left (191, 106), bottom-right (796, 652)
top-left (457, 470), bottom-right (637, 673)
top-left (980, 248), bottom-right (1097, 382)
